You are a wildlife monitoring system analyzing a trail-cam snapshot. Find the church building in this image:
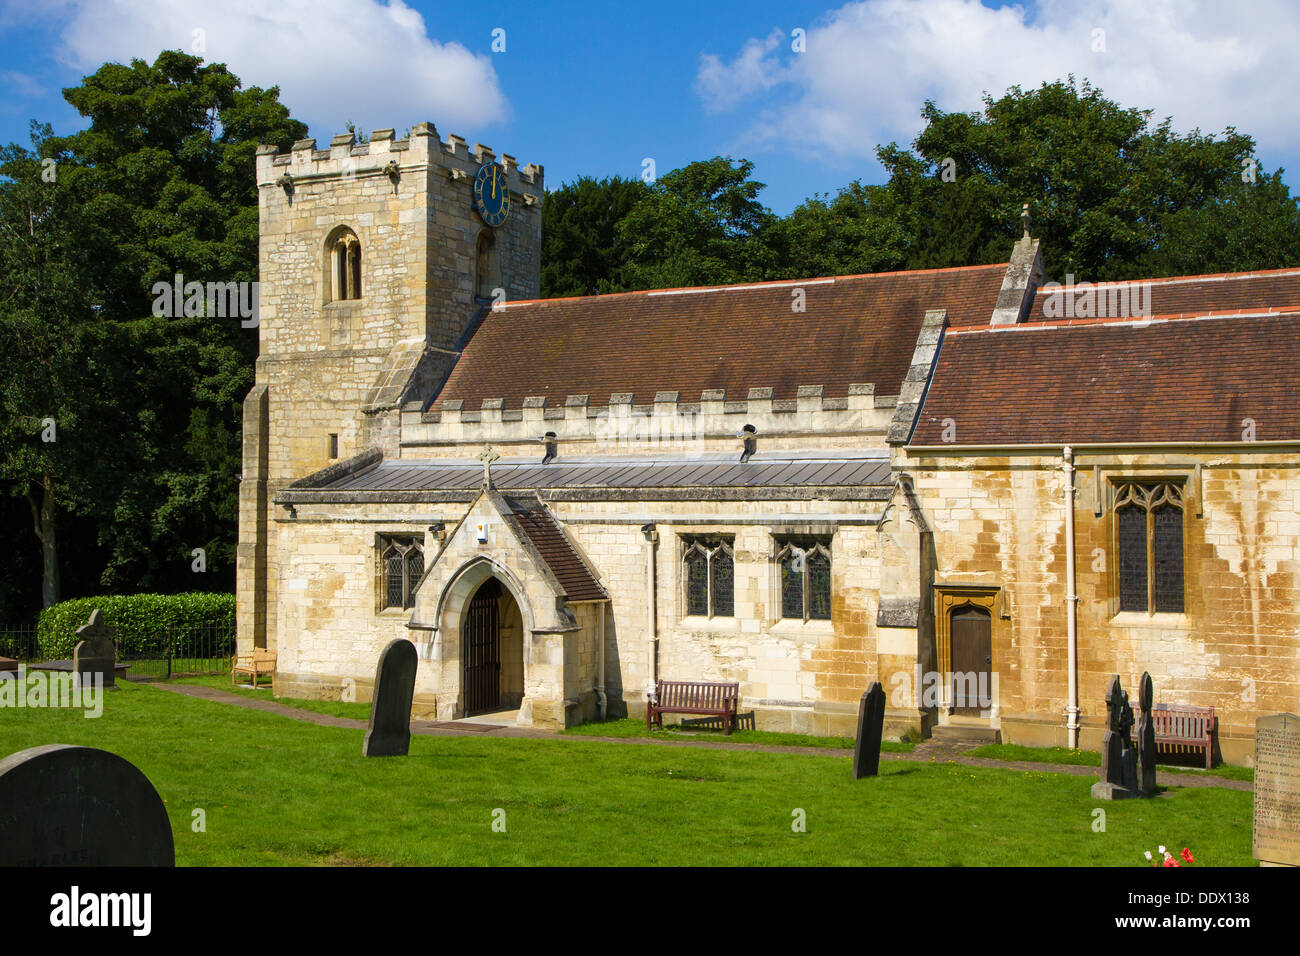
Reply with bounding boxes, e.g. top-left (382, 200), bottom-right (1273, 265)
top-left (237, 123), bottom-right (1300, 764)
